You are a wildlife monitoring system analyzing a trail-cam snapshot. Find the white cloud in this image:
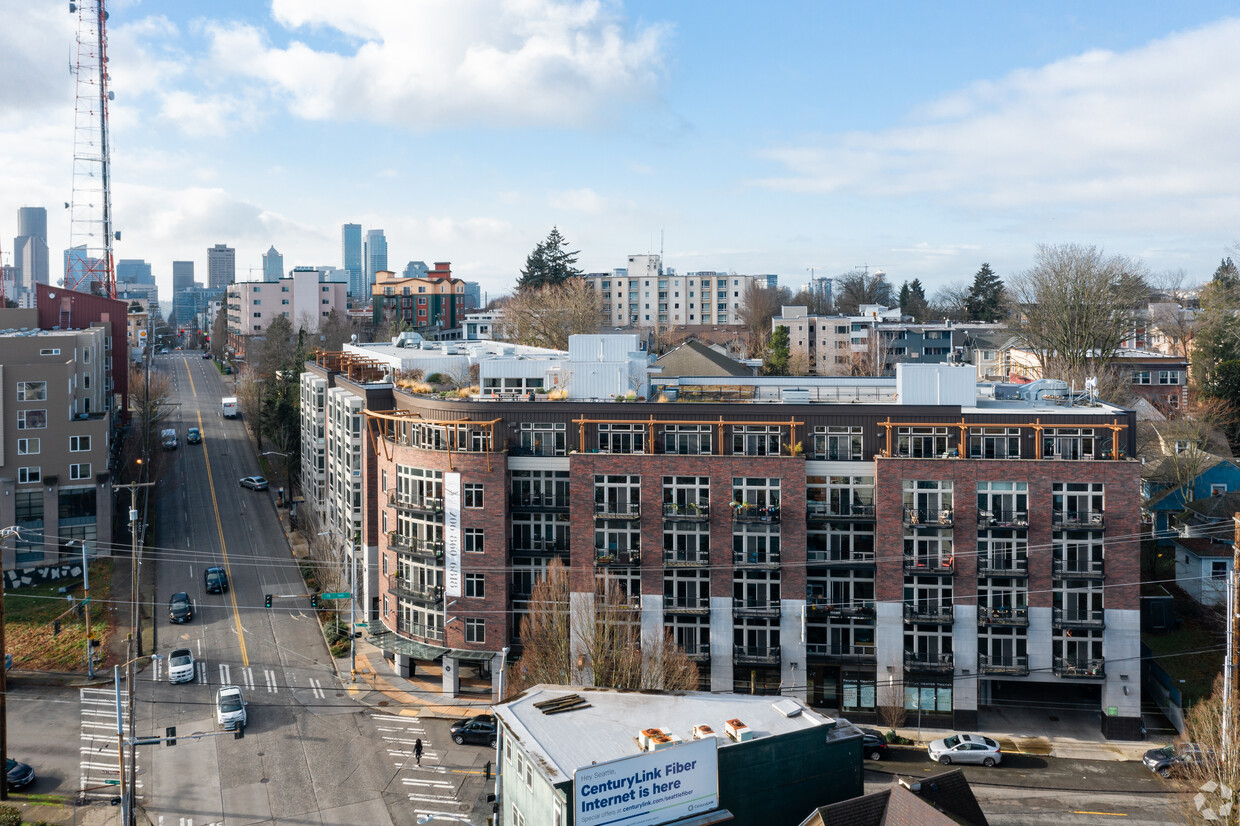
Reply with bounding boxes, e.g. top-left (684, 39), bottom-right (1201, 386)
top-left (0, 5), bottom-right (75, 112)
top-left (756, 18), bottom-right (1240, 234)
top-left (202, 0), bottom-right (669, 130)
top-left (548, 187), bottom-right (606, 213)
